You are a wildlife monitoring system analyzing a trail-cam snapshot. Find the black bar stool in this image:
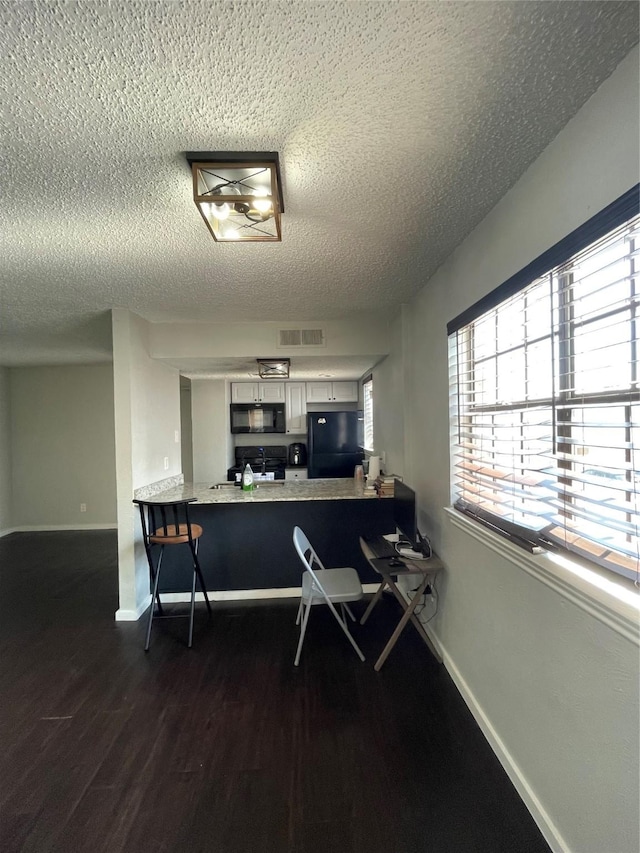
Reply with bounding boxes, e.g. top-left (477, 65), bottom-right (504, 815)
top-left (133, 498), bottom-right (212, 650)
